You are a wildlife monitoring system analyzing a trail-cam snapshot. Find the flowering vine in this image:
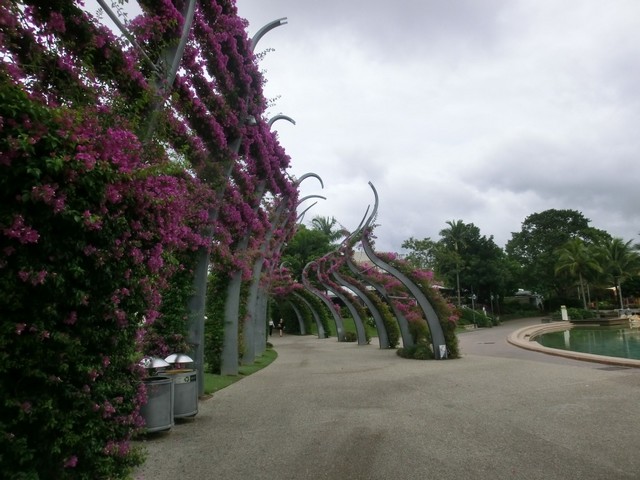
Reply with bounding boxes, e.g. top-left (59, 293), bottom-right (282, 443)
top-left (0, 1), bottom-right (301, 478)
